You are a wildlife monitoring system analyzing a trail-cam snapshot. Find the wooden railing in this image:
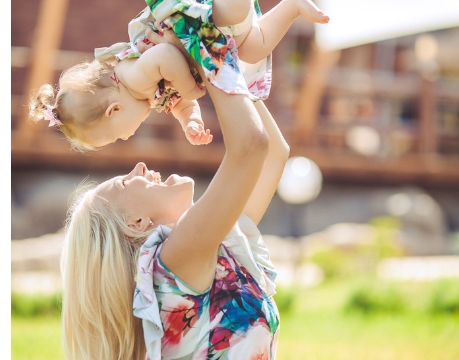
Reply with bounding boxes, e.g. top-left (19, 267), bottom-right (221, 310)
top-left (11, 16), bottom-right (459, 187)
